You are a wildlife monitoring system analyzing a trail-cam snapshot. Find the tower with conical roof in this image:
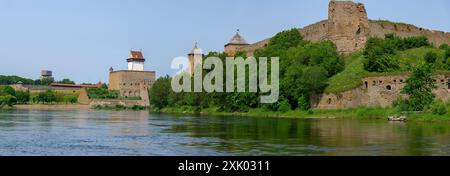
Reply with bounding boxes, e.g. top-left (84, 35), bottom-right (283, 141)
top-left (187, 43), bottom-right (203, 76)
top-left (224, 30), bottom-right (250, 57)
